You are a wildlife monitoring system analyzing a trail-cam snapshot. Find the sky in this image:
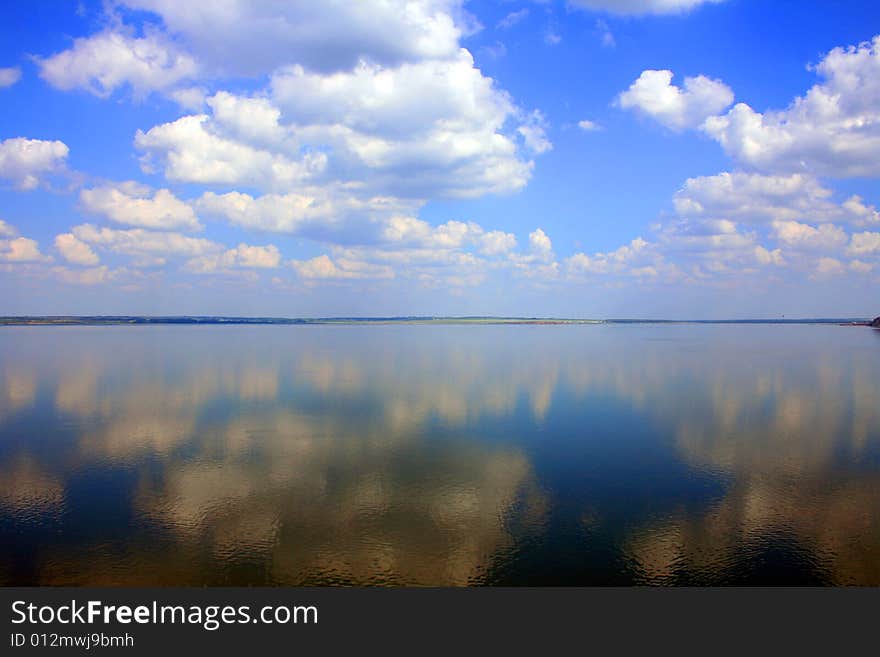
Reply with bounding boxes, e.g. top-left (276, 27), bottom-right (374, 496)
top-left (0, 0), bottom-right (879, 318)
